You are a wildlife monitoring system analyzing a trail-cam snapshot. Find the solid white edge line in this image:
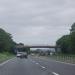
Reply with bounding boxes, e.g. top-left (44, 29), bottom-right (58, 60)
top-left (0, 57), bottom-right (15, 66)
top-left (52, 72), bottom-right (59, 75)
